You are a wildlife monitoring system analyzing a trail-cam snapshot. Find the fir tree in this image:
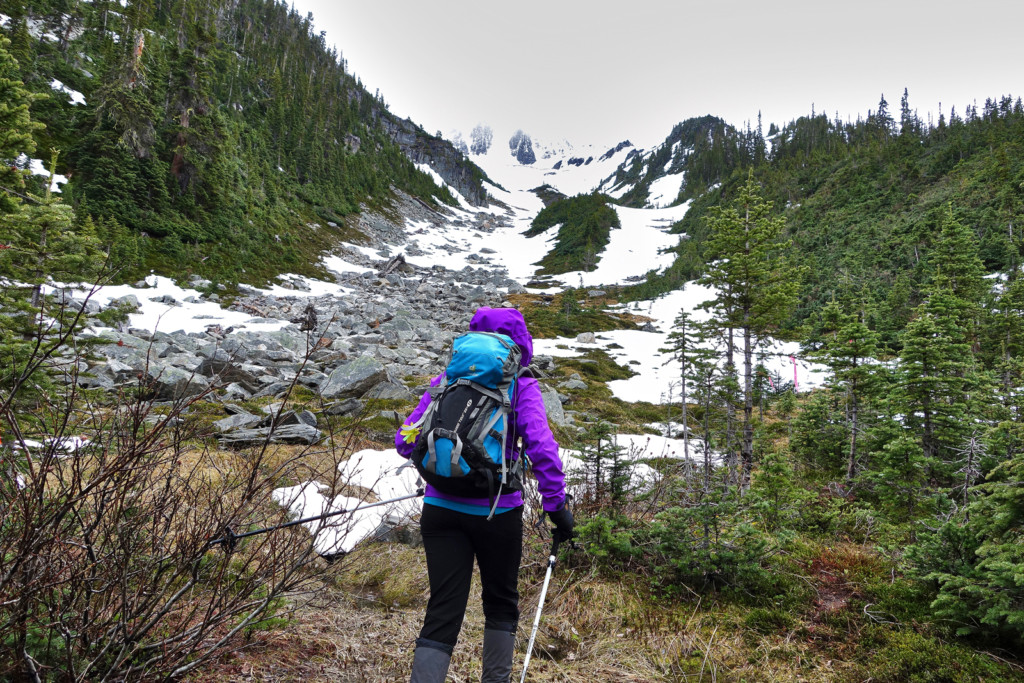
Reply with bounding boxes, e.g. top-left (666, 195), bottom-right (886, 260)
top-left (817, 300), bottom-right (884, 483)
top-left (912, 453), bottom-right (1024, 645)
top-left (0, 150), bottom-right (104, 401)
top-left (697, 172), bottom-right (803, 490)
top-left (0, 36), bottom-right (43, 214)
top-left (661, 308), bottom-right (715, 463)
